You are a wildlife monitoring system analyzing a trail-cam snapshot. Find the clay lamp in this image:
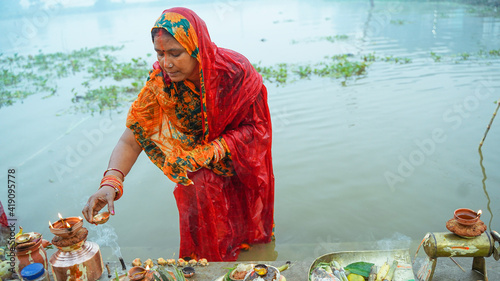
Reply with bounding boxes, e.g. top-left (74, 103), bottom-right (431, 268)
top-left (454, 208), bottom-right (482, 226)
top-left (15, 233), bottom-right (32, 244)
top-left (14, 233), bottom-right (41, 250)
top-left (93, 211), bottom-right (110, 225)
top-left (182, 266), bottom-right (195, 278)
top-left (245, 264), bottom-right (281, 281)
top-left (254, 264), bottom-right (268, 276)
top-left (49, 214), bottom-right (83, 238)
top-left (128, 266), bottom-right (147, 281)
